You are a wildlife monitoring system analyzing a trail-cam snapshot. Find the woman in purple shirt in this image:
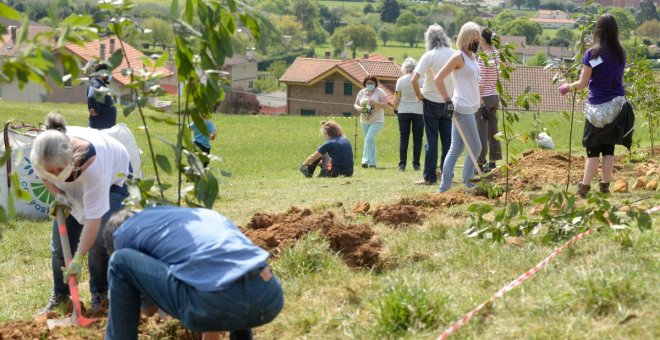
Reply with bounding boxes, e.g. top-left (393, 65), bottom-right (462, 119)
top-left (559, 14), bottom-right (632, 198)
